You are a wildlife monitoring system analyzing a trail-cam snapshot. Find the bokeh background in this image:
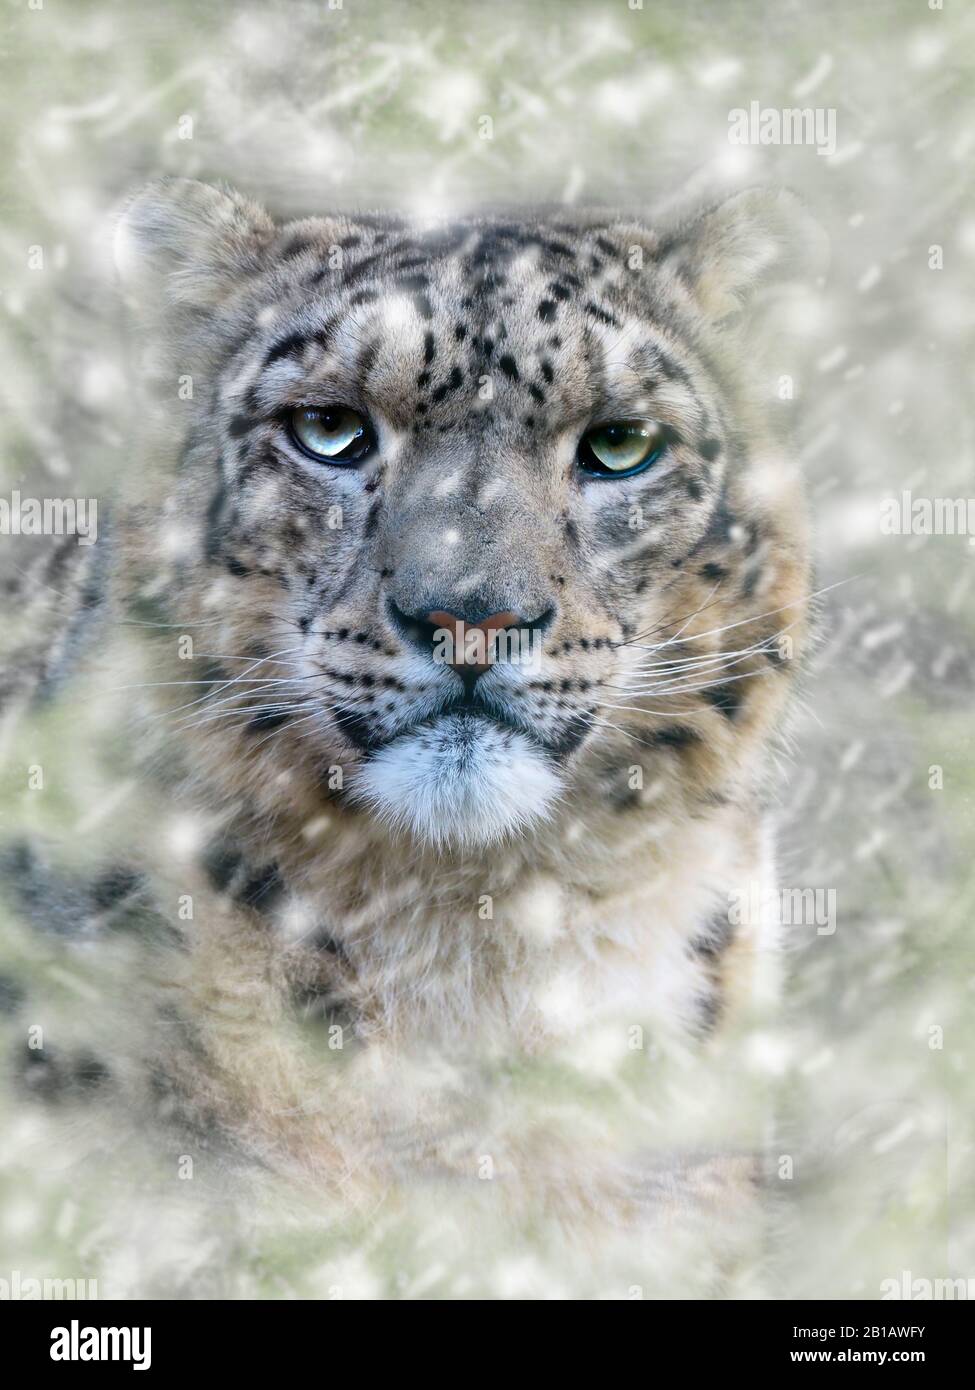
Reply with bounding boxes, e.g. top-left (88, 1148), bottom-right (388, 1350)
top-left (1, 0), bottom-right (973, 1298)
